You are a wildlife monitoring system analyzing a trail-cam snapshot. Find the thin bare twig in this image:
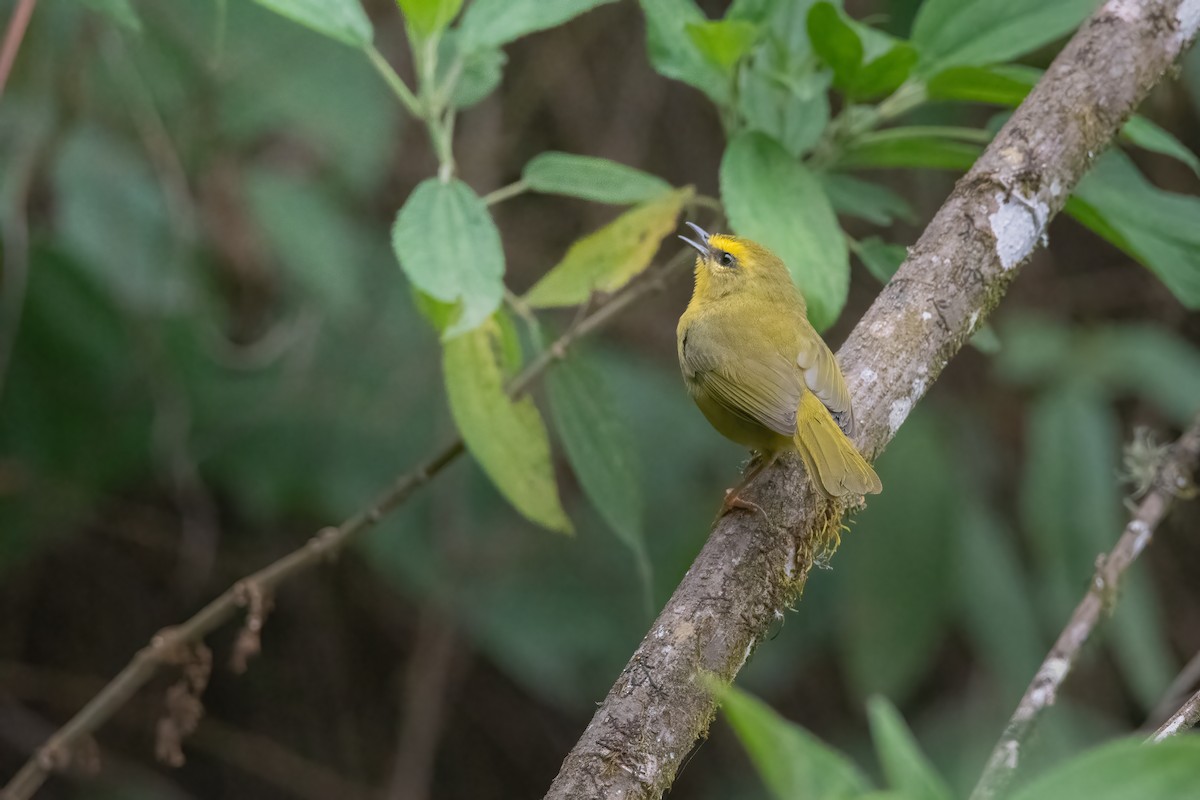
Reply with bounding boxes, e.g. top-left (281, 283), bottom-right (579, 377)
top-left (0, 0), bottom-right (36, 99)
top-left (1150, 687), bottom-right (1200, 742)
top-left (0, 249), bottom-right (692, 800)
top-left (970, 416), bottom-right (1200, 800)
top-left (0, 660), bottom-right (375, 800)
top-left (544, 2), bottom-right (1200, 796)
